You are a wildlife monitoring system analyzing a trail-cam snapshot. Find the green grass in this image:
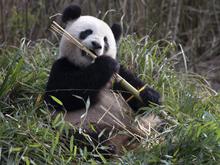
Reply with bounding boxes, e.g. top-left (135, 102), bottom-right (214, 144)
top-left (0, 37), bottom-right (220, 164)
